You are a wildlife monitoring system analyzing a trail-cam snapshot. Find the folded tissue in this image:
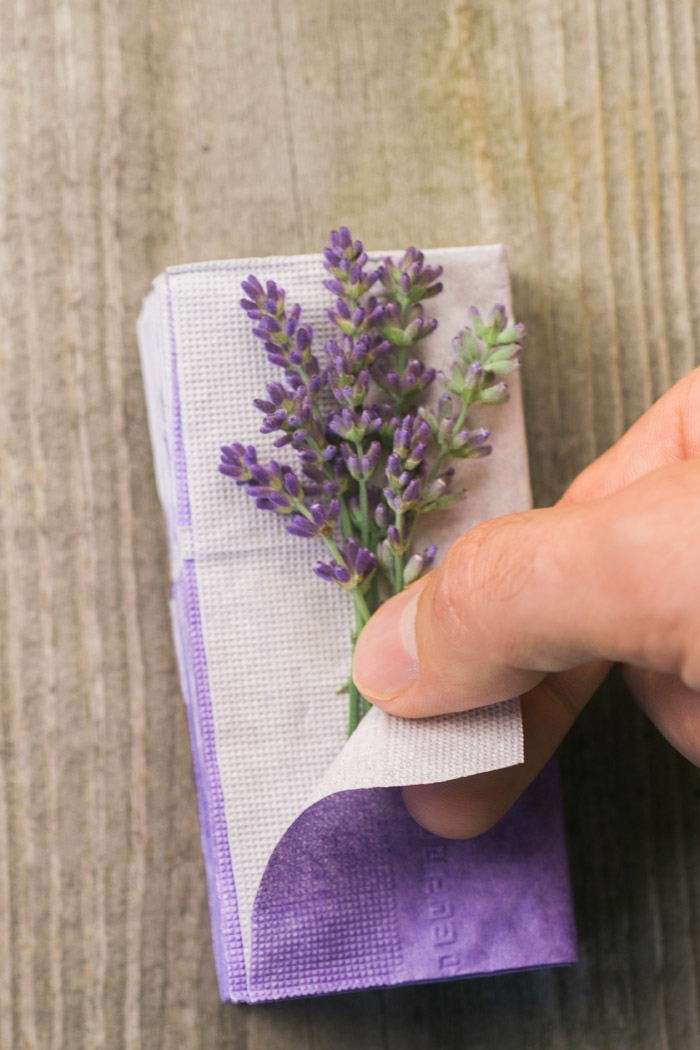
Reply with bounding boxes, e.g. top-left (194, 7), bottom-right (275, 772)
top-left (137, 244), bottom-right (577, 1003)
